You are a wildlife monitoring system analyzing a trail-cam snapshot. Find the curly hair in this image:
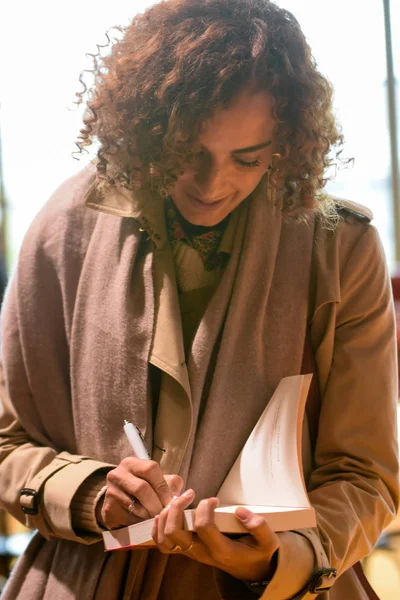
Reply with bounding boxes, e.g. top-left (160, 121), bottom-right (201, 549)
top-left (75, 0), bottom-right (351, 217)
